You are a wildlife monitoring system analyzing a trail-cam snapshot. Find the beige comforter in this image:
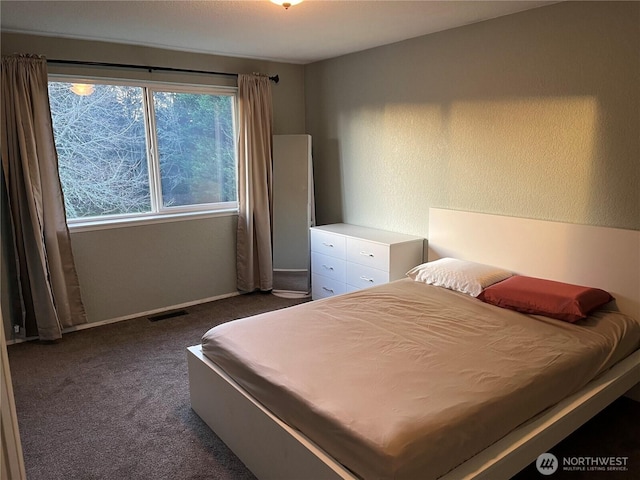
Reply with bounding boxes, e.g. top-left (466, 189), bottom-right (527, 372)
top-left (201, 279), bottom-right (640, 479)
